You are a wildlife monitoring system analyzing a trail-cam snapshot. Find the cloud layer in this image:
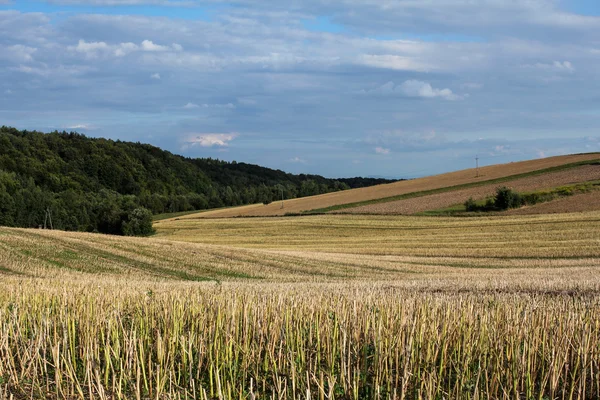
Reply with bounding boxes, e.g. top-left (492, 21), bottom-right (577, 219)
top-left (0, 1), bottom-right (599, 177)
